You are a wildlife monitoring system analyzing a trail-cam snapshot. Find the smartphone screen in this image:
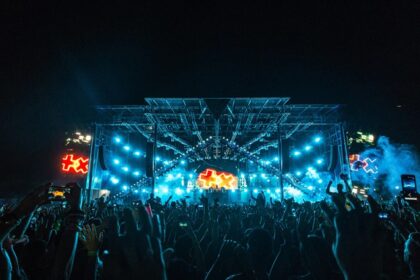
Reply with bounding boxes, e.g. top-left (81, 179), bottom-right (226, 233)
top-left (179, 222), bottom-right (188, 228)
top-left (401, 175), bottom-right (417, 192)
